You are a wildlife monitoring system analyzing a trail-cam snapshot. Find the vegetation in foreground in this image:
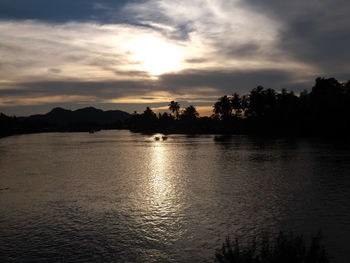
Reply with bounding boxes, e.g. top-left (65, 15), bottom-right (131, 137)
top-left (215, 232), bottom-right (330, 263)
